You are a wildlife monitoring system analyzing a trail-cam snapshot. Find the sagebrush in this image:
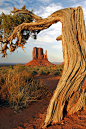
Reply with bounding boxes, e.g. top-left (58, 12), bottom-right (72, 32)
top-left (0, 64), bottom-right (63, 110)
